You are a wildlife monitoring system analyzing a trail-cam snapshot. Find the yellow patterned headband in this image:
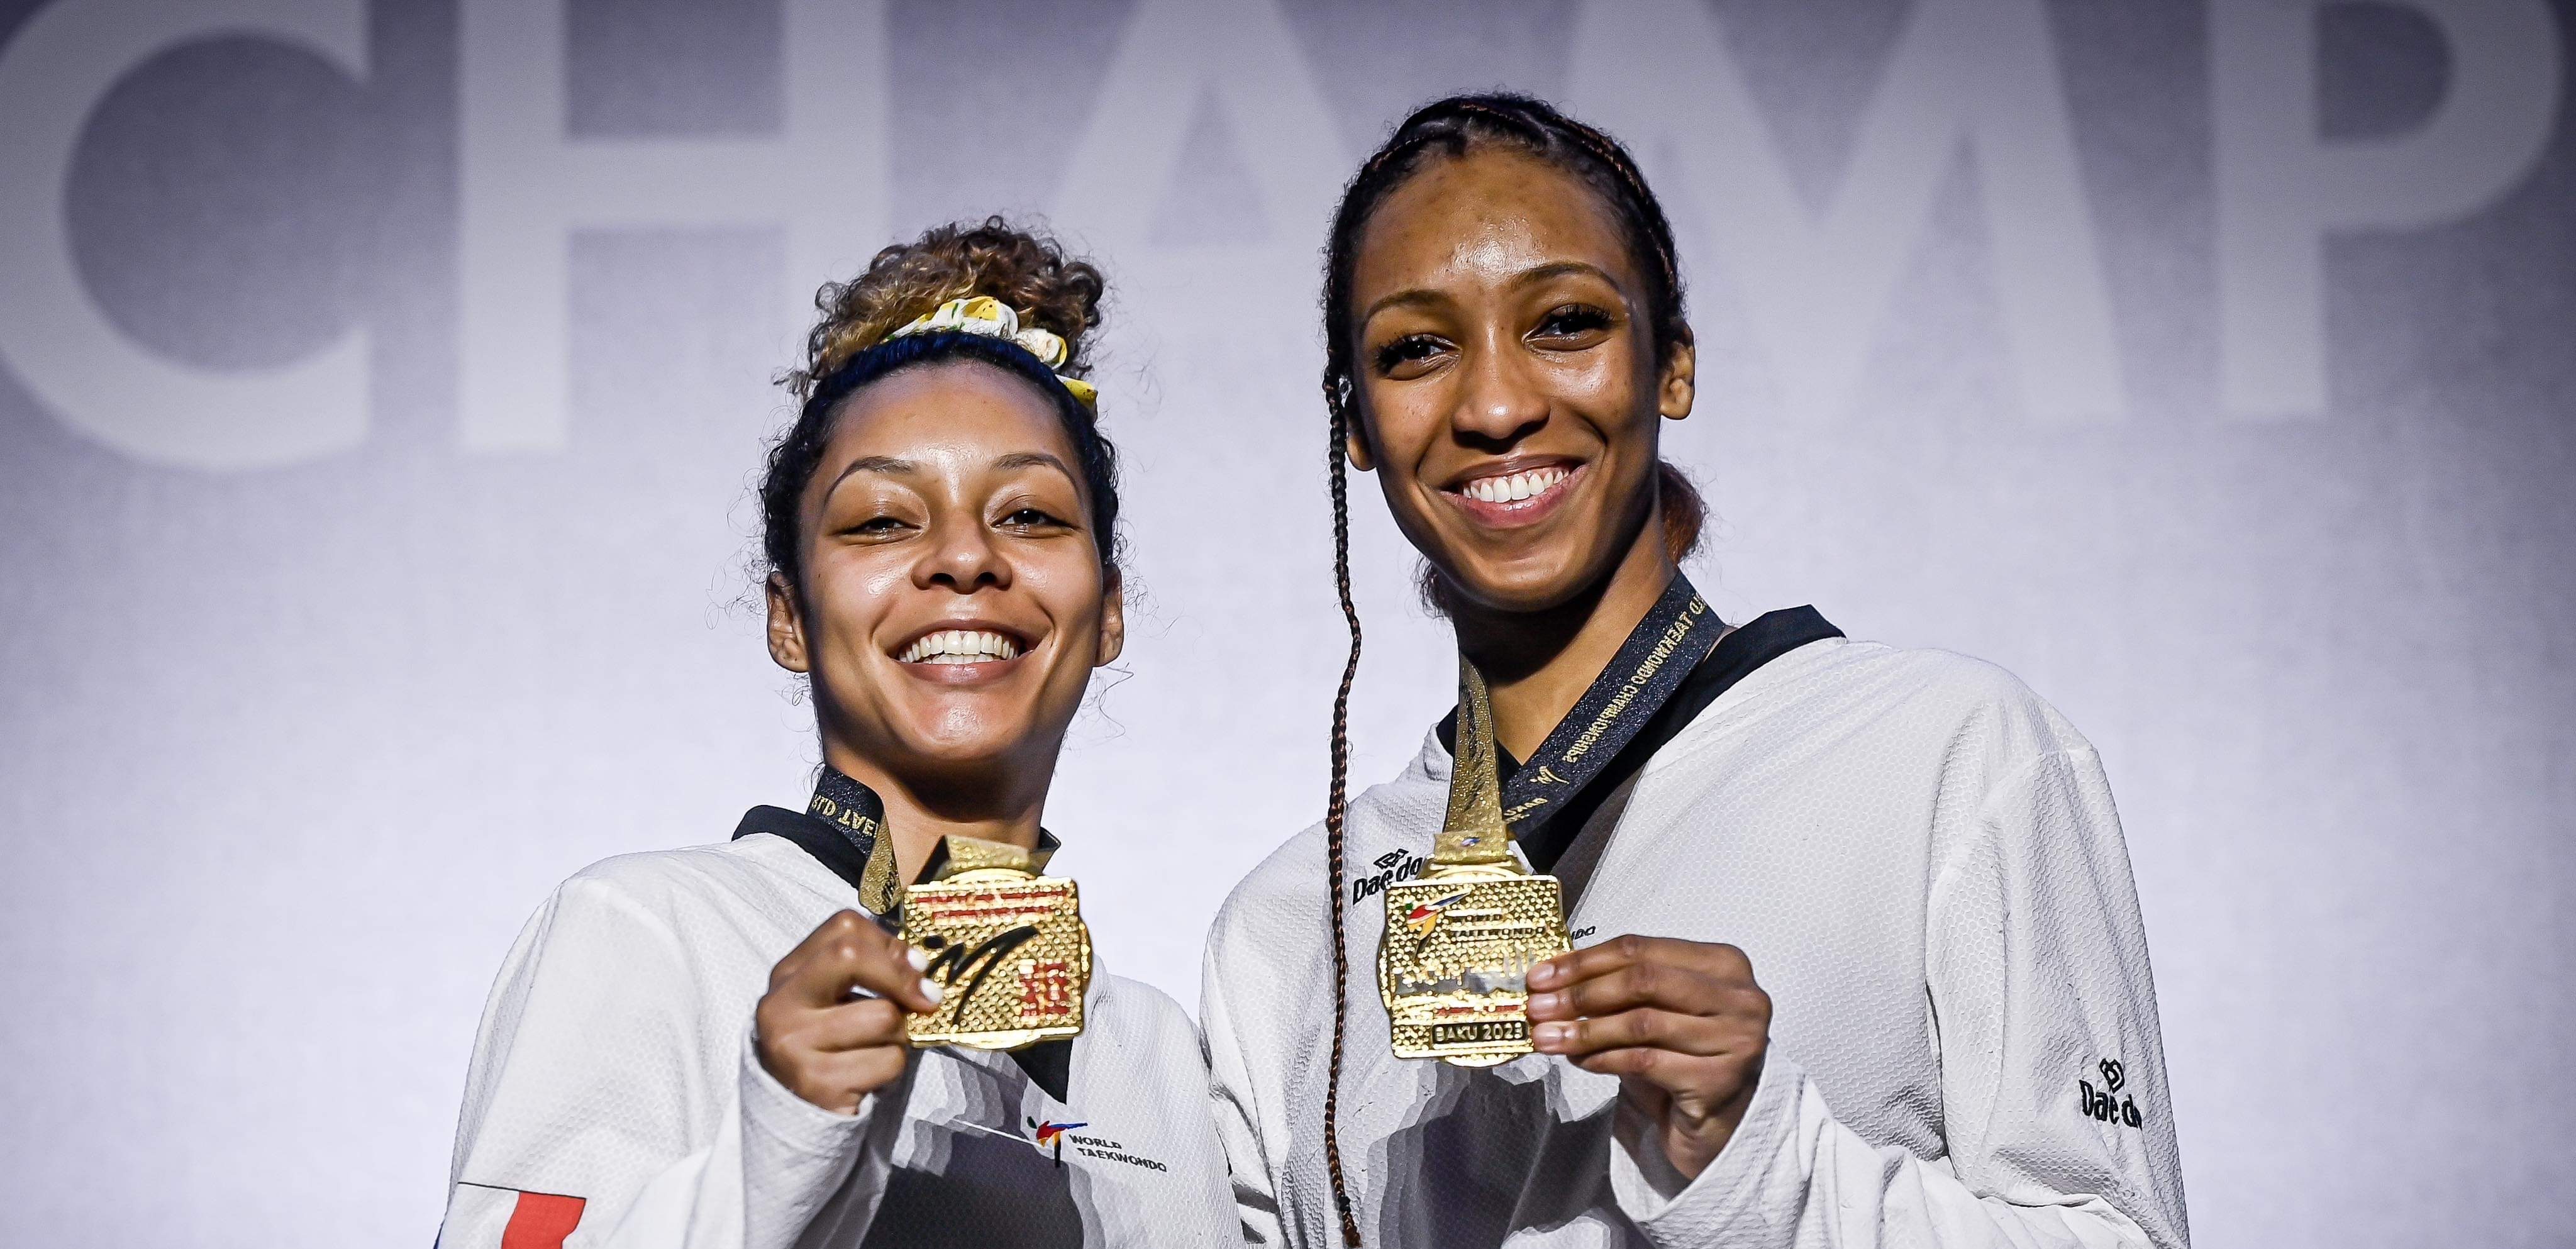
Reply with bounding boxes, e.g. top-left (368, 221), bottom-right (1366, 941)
top-left (883, 295), bottom-right (1099, 409)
